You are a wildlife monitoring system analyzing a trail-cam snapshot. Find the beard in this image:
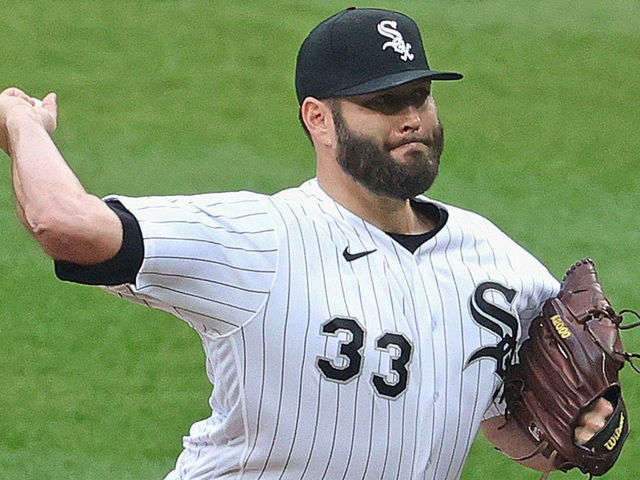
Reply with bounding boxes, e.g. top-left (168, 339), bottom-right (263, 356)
top-left (333, 108), bottom-right (444, 200)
